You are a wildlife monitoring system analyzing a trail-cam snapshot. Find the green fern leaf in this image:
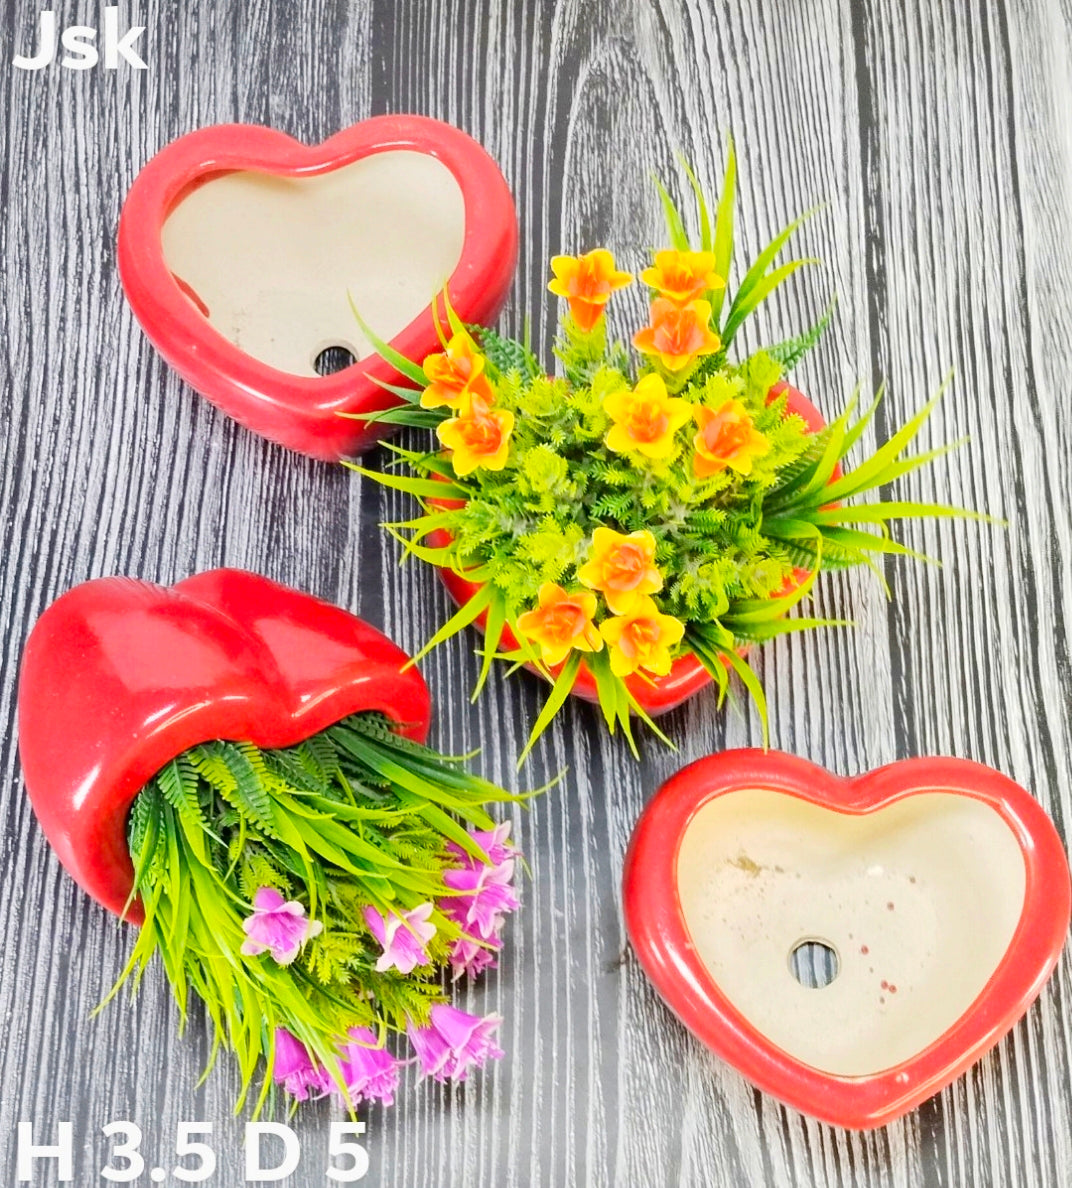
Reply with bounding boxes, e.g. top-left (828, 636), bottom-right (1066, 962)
top-left (193, 741), bottom-right (278, 838)
top-left (475, 325), bottom-right (541, 380)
